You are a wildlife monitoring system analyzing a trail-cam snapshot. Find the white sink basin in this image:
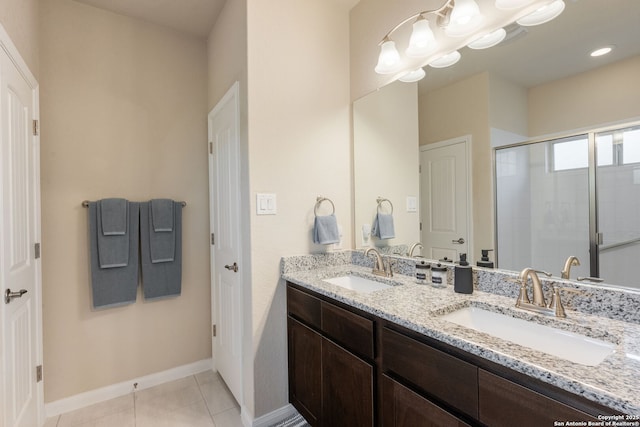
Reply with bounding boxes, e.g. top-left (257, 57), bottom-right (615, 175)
top-left (441, 307), bottom-right (615, 366)
top-left (324, 275), bottom-right (392, 294)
